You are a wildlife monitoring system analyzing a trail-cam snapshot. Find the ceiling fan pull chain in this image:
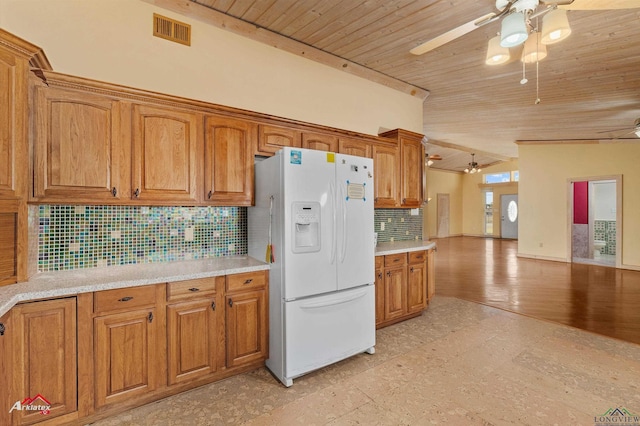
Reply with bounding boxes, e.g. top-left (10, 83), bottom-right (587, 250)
top-left (534, 39), bottom-right (540, 105)
top-left (520, 60), bottom-right (528, 85)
